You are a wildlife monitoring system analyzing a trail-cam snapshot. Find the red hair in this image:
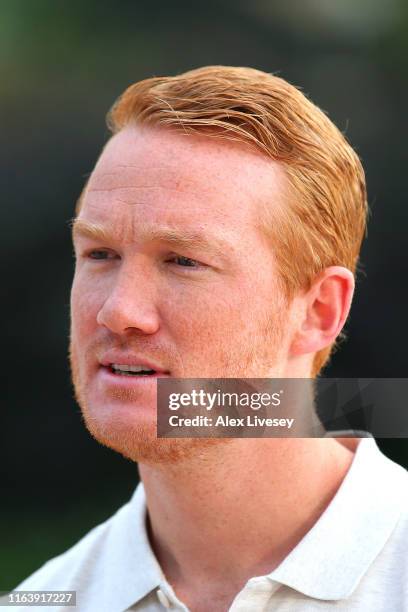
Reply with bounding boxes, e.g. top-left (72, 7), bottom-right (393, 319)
top-left (83, 66), bottom-right (369, 375)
